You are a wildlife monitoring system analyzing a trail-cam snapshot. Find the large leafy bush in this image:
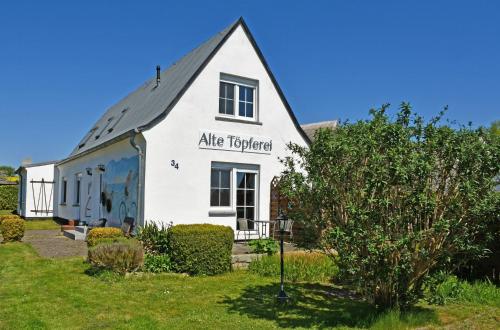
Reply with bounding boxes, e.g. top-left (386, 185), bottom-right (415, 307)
top-left (88, 239), bottom-right (144, 274)
top-left (0, 217), bottom-right (25, 242)
top-left (168, 224), bottom-right (233, 275)
top-left (280, 104), bottom-right (500, 308)
top-left (0, 185), bottom-right (18, 210)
